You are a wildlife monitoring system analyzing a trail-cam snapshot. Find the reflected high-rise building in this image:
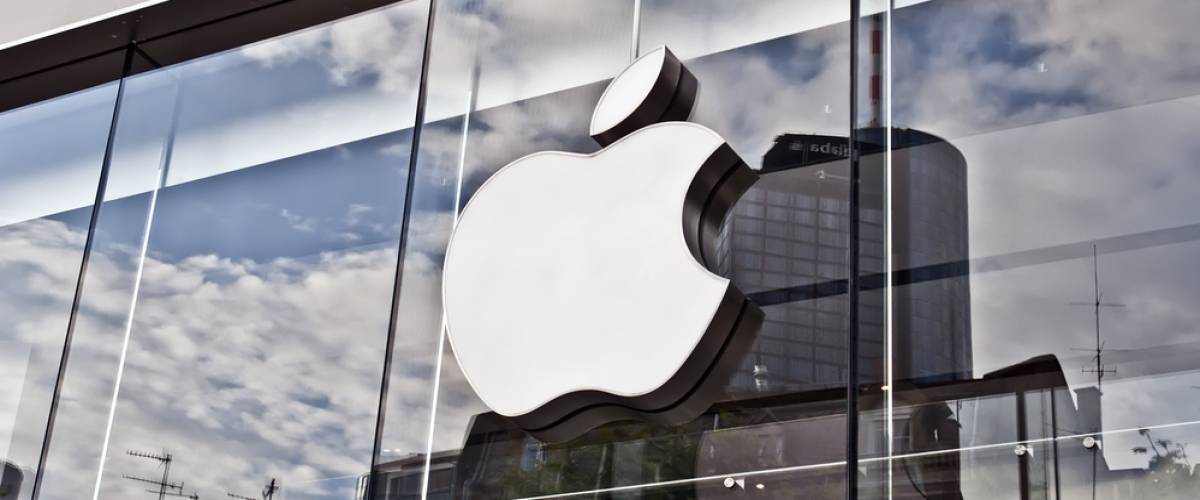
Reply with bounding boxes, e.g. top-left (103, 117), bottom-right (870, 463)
top-left (718, 128), bottom-right (973, 393)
